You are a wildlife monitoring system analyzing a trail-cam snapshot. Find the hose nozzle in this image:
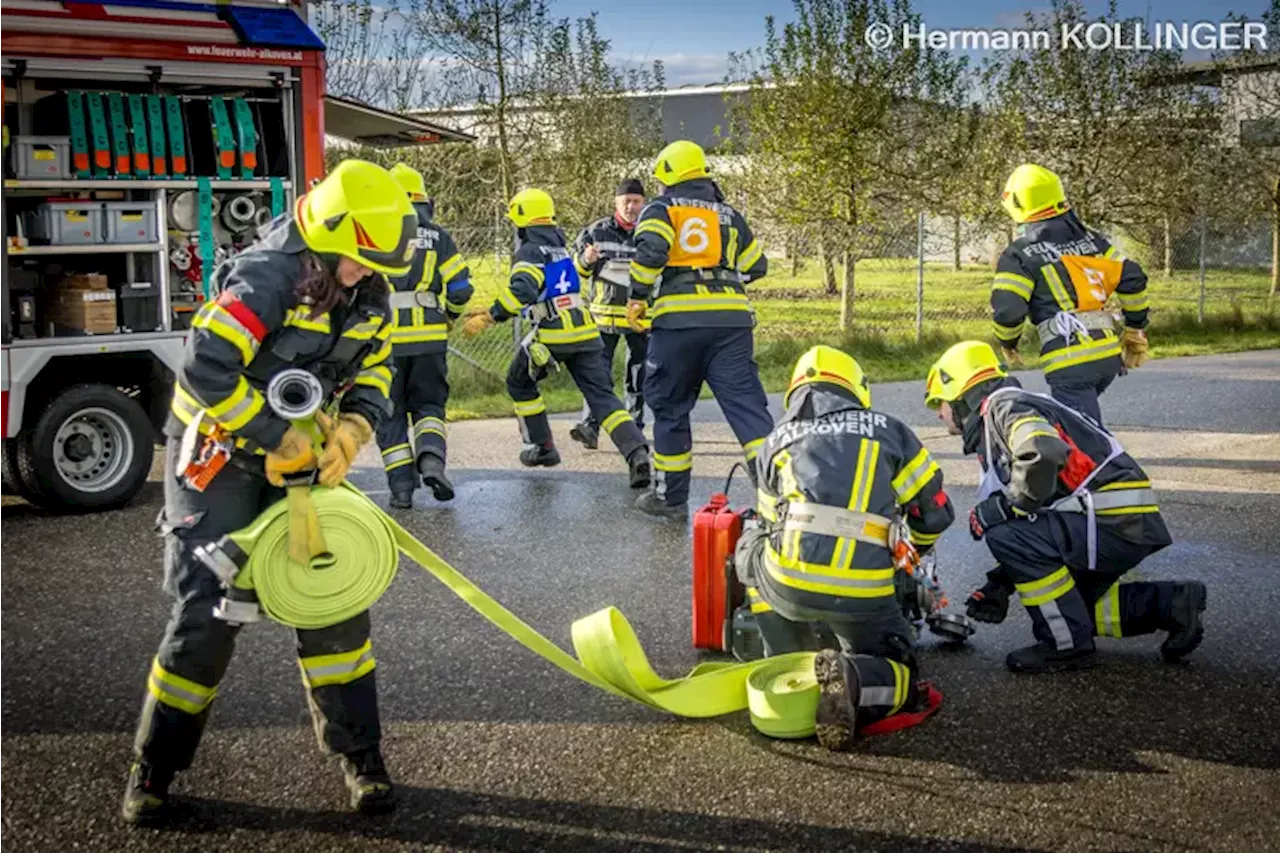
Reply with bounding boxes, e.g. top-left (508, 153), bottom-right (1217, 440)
top-left (266, 369), bottom-right (324, 420)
